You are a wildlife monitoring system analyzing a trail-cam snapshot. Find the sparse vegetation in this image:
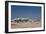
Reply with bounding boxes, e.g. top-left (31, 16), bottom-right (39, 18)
top-left (11, 17), bottom-right (41, 28)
